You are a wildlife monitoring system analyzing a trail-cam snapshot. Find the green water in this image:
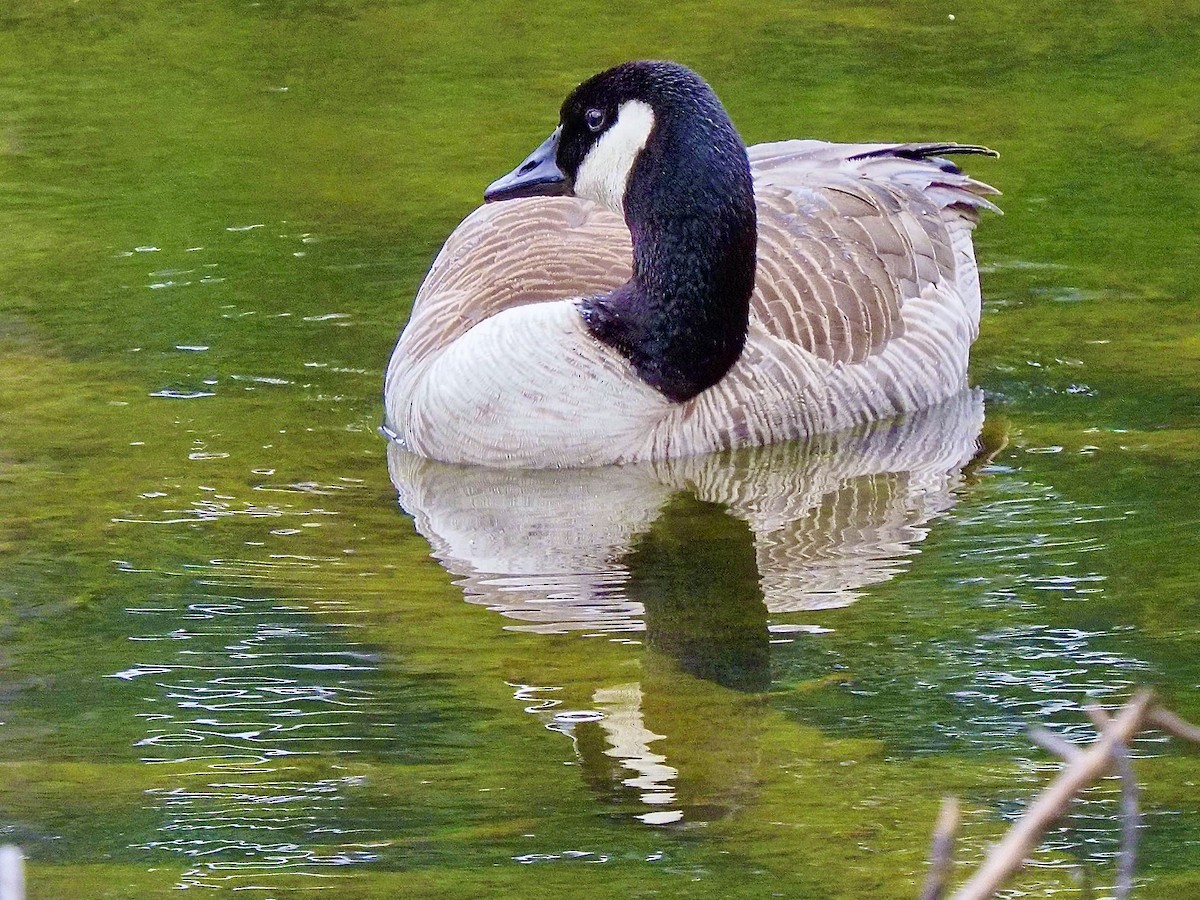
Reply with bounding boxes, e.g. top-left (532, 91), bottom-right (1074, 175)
top-left (1, 1), bottom-right (1198, 897)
